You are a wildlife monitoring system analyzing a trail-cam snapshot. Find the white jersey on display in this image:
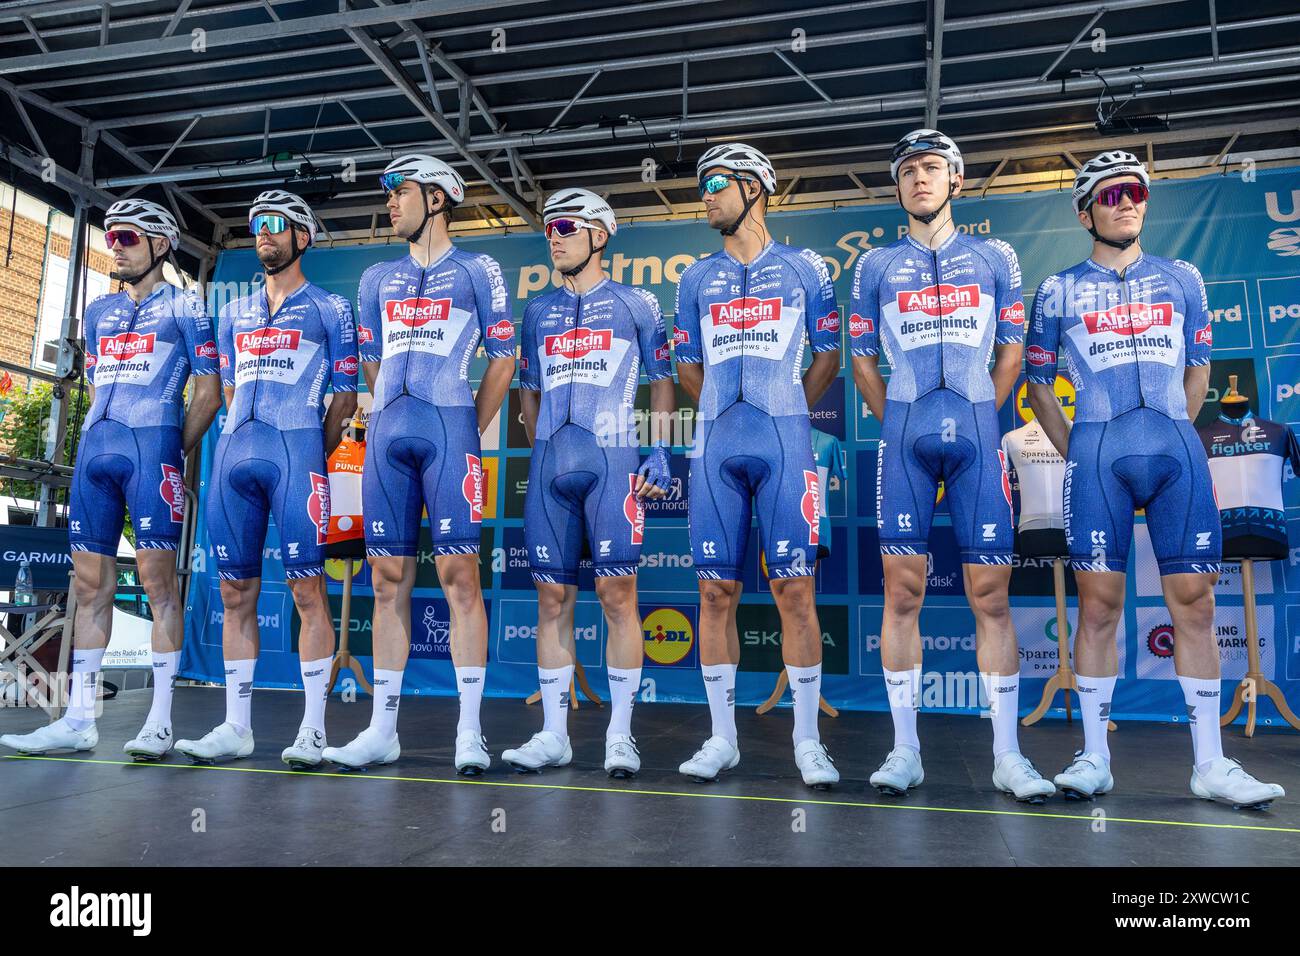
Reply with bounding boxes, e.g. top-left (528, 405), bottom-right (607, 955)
top-left (1001, 419), bottom-right (1066, 531)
